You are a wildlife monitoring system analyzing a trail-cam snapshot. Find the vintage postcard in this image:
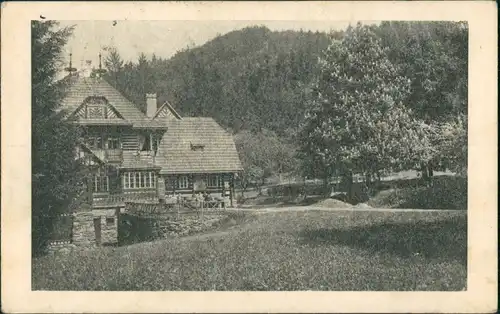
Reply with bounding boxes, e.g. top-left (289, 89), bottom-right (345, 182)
top-left (1, 1), bottom-right (497, 313)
